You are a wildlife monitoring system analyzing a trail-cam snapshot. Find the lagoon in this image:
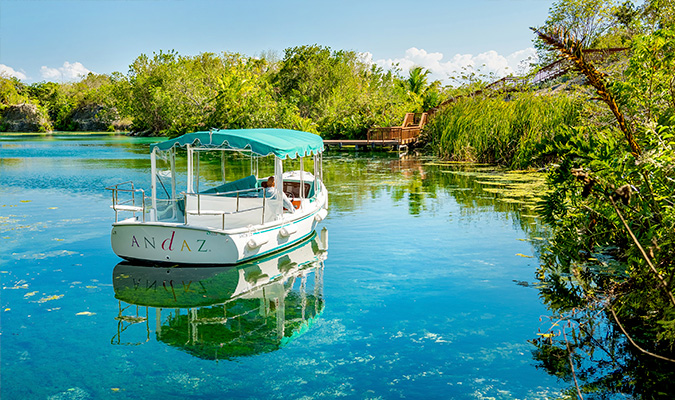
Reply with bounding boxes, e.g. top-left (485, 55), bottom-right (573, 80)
top-left (0, 135), bottom-right (562, 399)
